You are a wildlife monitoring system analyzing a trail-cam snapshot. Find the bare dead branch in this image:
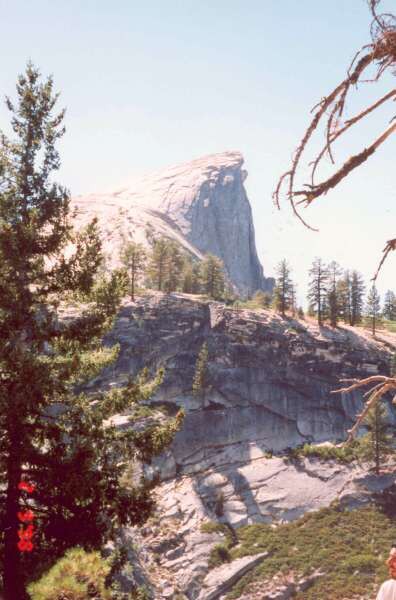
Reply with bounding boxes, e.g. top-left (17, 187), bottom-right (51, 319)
top-left (295, 120), bottom-right (396, 205)
top-left (274, 0), bottom-right (396, 275)
top-left (332, 373), bottom-right (396, 443)
top-left (373, 238), bottom-right (396, 281)
top-left (310, 89), bottom-right (396, 185)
